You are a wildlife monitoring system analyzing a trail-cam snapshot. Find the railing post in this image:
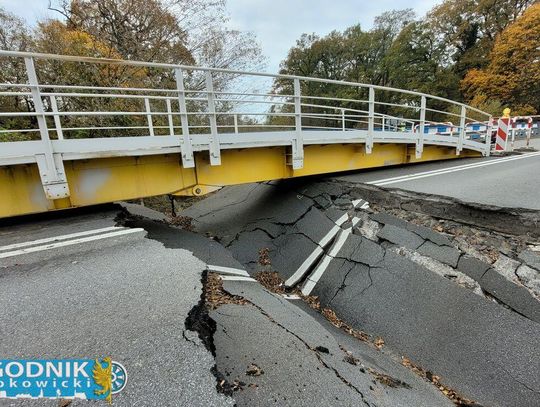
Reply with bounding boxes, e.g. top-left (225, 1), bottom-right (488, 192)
top-left (366, 86), bottom-right (374, 154)
top-left (457, 105), bottom-right (466, 155)
top-left (49, 95), bottom-right (64, 140)
top-left (341, 108), bottom-right (345, 131)
top-left (165, 98), bottom-right (174, 137)
top-left (485, 117), bottom-right (493, 156)
top-left (144, 97), bottom-right (155, 137)
top-left (205, 71), bottom-right (221, 166)
top-left (292, 78), bottom-right (304, 169)
top-left (417, 96), bottom-right (426, 158)
top-left (174, 68), bottom-right (194, 168)
top-left (382, 116), bottom-right (386, 132)
top-left (24, 57), bottom-right (70, 200)
top-left (233, 114), bottom-right (239, 134)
